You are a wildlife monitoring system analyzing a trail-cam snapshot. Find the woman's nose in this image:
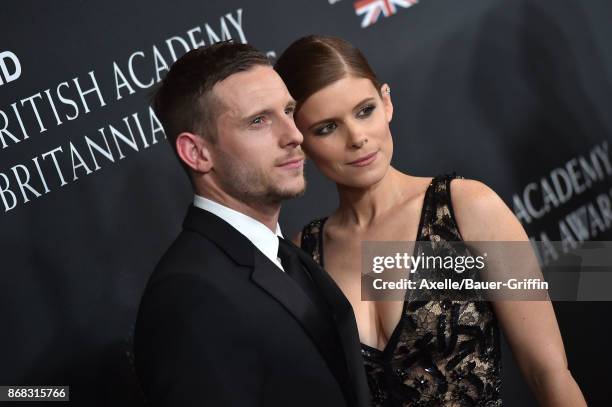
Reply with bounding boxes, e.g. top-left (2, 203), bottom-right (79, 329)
top-left (346, 123), bottom-right (368, 149)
